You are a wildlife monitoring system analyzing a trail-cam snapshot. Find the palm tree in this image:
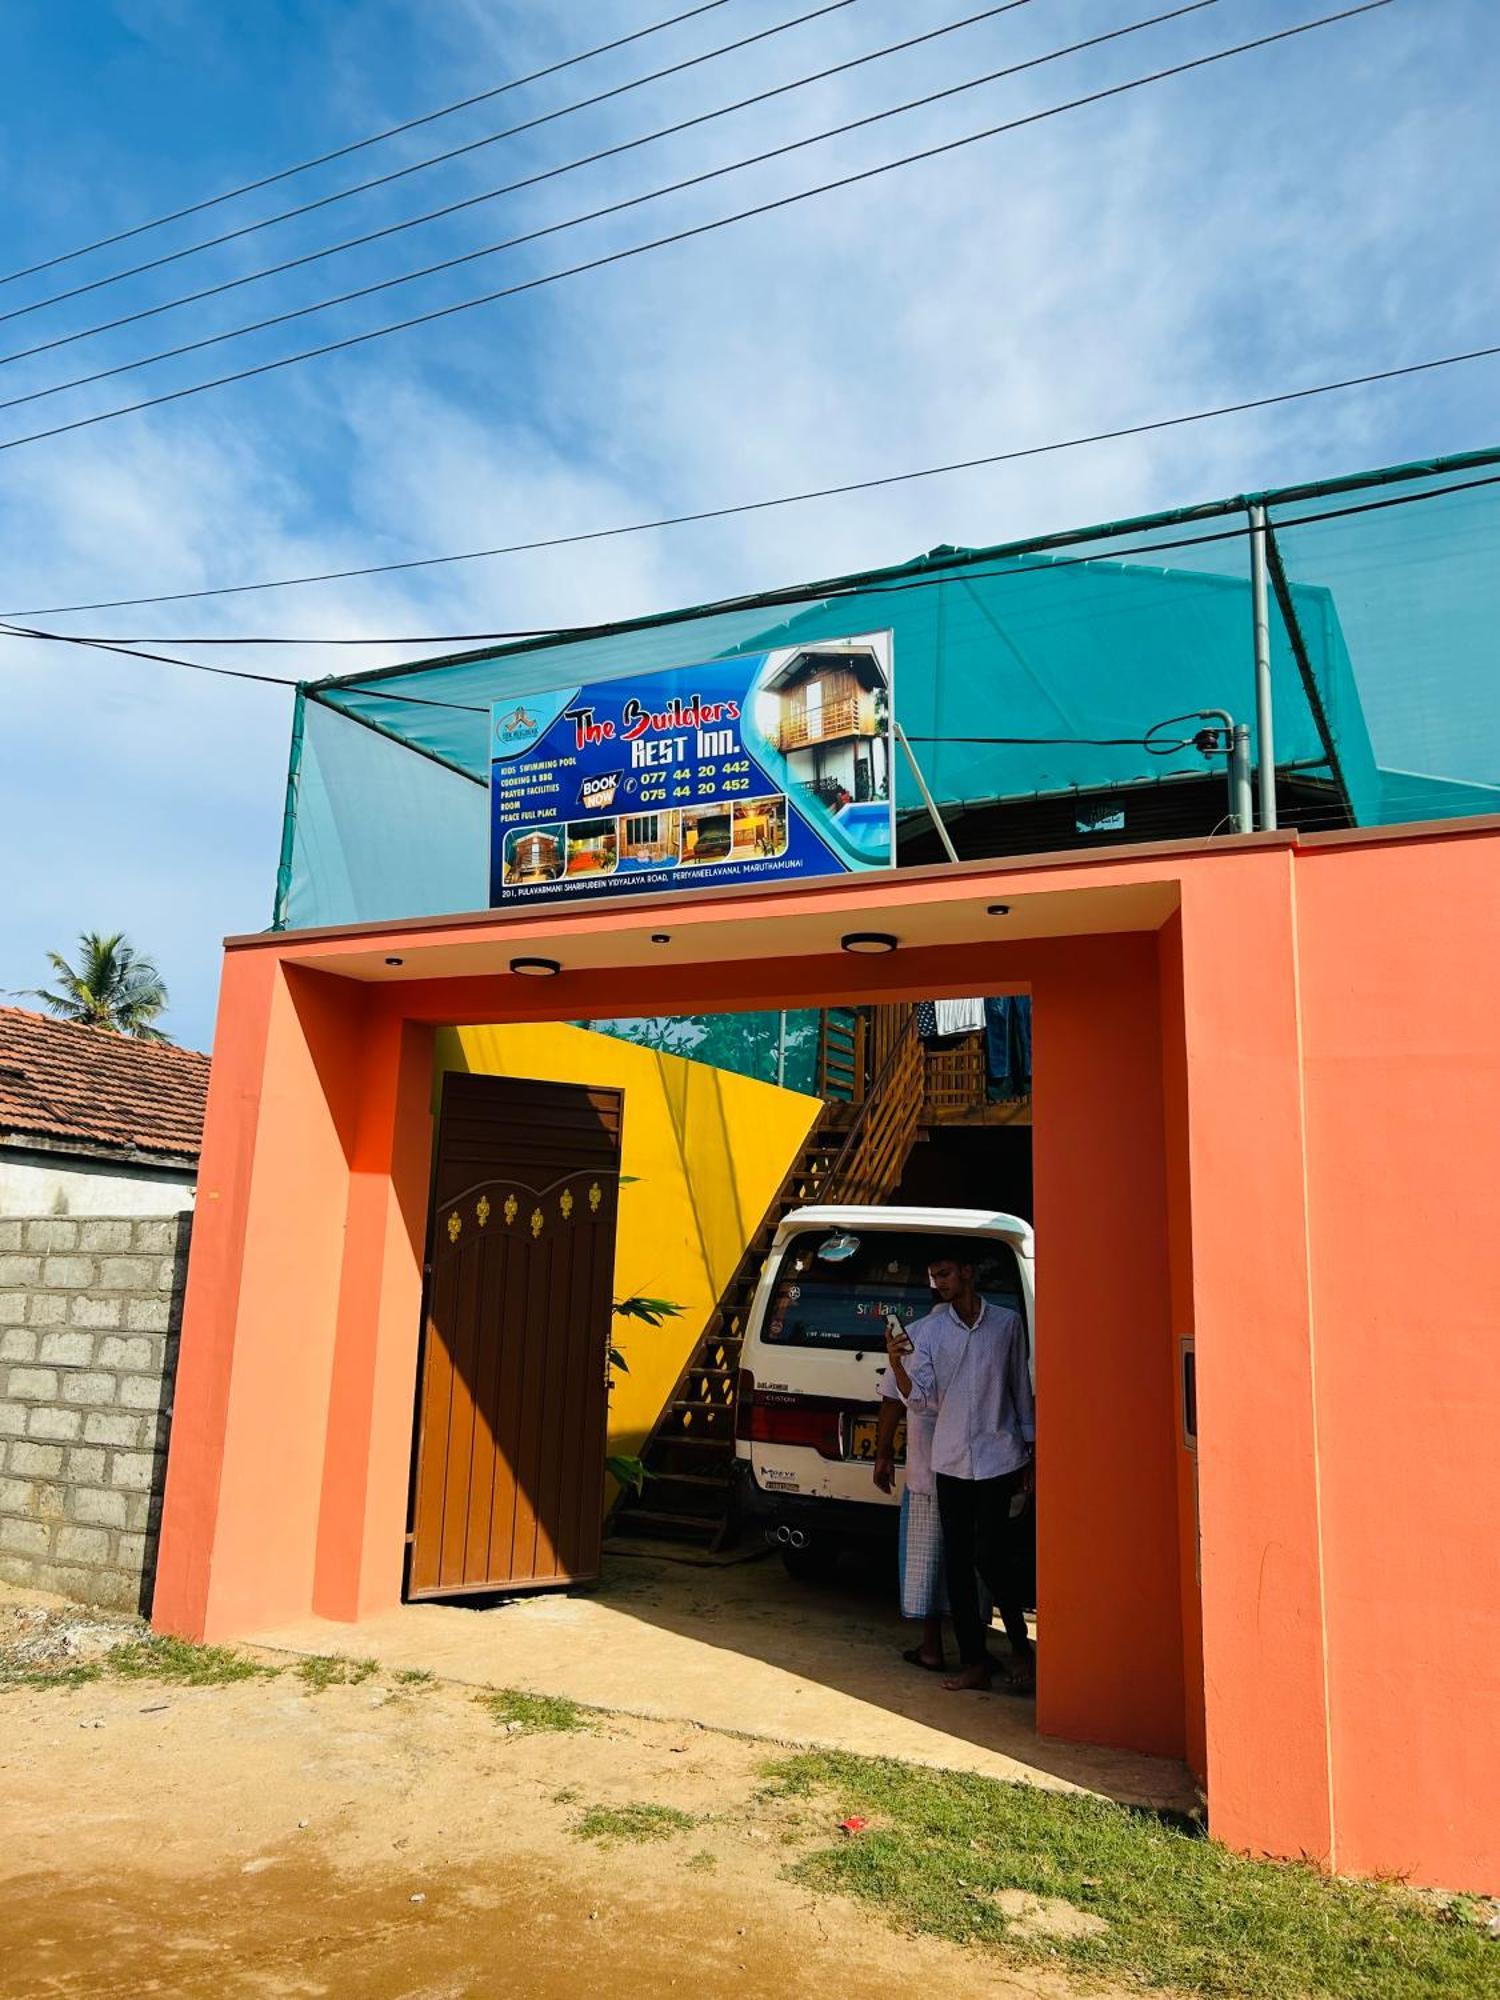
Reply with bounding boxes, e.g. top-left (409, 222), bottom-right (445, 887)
top-left (31, 932), bottom-right (172, 1042)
